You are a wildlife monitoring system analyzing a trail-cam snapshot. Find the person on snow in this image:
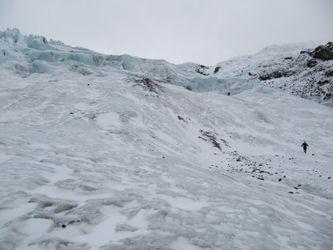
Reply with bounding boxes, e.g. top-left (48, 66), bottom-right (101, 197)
top-left (301, 141), bottom-right (308, 154)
